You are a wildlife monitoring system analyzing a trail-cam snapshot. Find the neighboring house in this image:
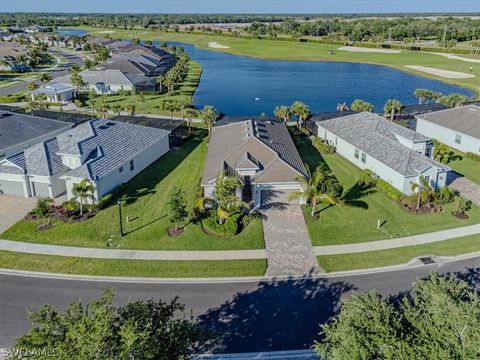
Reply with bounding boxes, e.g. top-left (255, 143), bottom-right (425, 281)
top-left (0, 42), bottom-right (29, 71)
top-left (0, 111), bottom-right (72, 159)
top-left (415, 105), bottom-right (480, 155)
top-left (31, 82), bottom-right (77, 103)
top-left (201, 118), bottom-right (308, 208)
top-left (314, 112), bottom-right (450, 194)
top-left (25, 25), bottom-right (47, 33)
top-left (0, 119), bottom-right (170, 201)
